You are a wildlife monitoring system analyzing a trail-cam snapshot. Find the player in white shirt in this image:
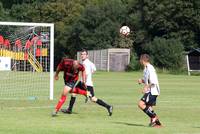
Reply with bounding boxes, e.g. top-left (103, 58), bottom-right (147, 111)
top-left (138, 54), bottom-right (162, 127)
top-left (62, 49), bottom-right (113, 116)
